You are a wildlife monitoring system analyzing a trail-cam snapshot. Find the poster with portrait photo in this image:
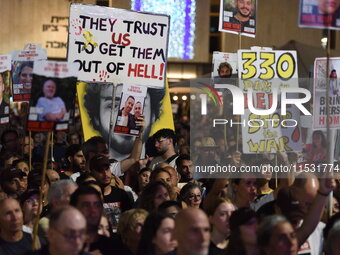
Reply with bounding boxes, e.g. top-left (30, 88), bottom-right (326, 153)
top-left (212, 51), bottom-right (238, 85)
top-left (219, 0), bottom-right (257, 37)
top-left (299, 0), bottom-right (340, 30)
top-left (27, 60), bottom-right (78, 132)
top-left (11, 46), bottom-right (47, 102)
top-left (313, 57), bottom-right (340, 129)
top-left (0, 55), bottom-right (12, 125)
top-left (114, 84), bottom-right (147, 136)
